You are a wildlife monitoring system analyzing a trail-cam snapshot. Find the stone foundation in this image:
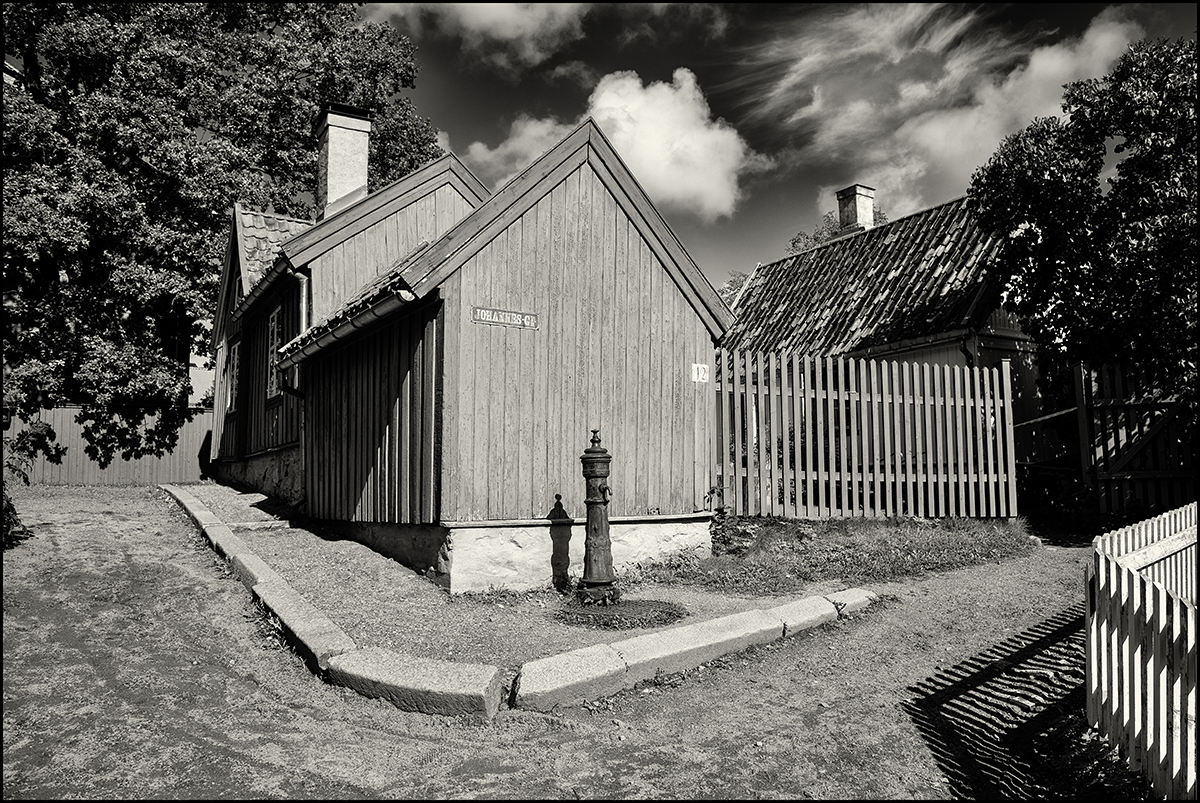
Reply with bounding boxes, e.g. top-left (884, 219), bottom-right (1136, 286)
top-left (210, 447), bottom-right (303, 509)
top-left (446, 514), bottom-right (712, 594)
top-left (322, 520), bottom-right (451, 579)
